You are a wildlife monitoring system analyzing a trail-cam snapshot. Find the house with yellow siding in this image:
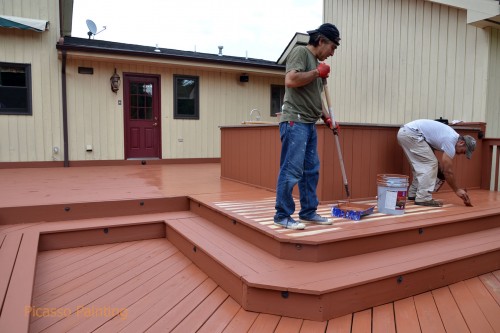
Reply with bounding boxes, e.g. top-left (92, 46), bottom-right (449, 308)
top-left (0, 0), bottom-right (285, 165)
